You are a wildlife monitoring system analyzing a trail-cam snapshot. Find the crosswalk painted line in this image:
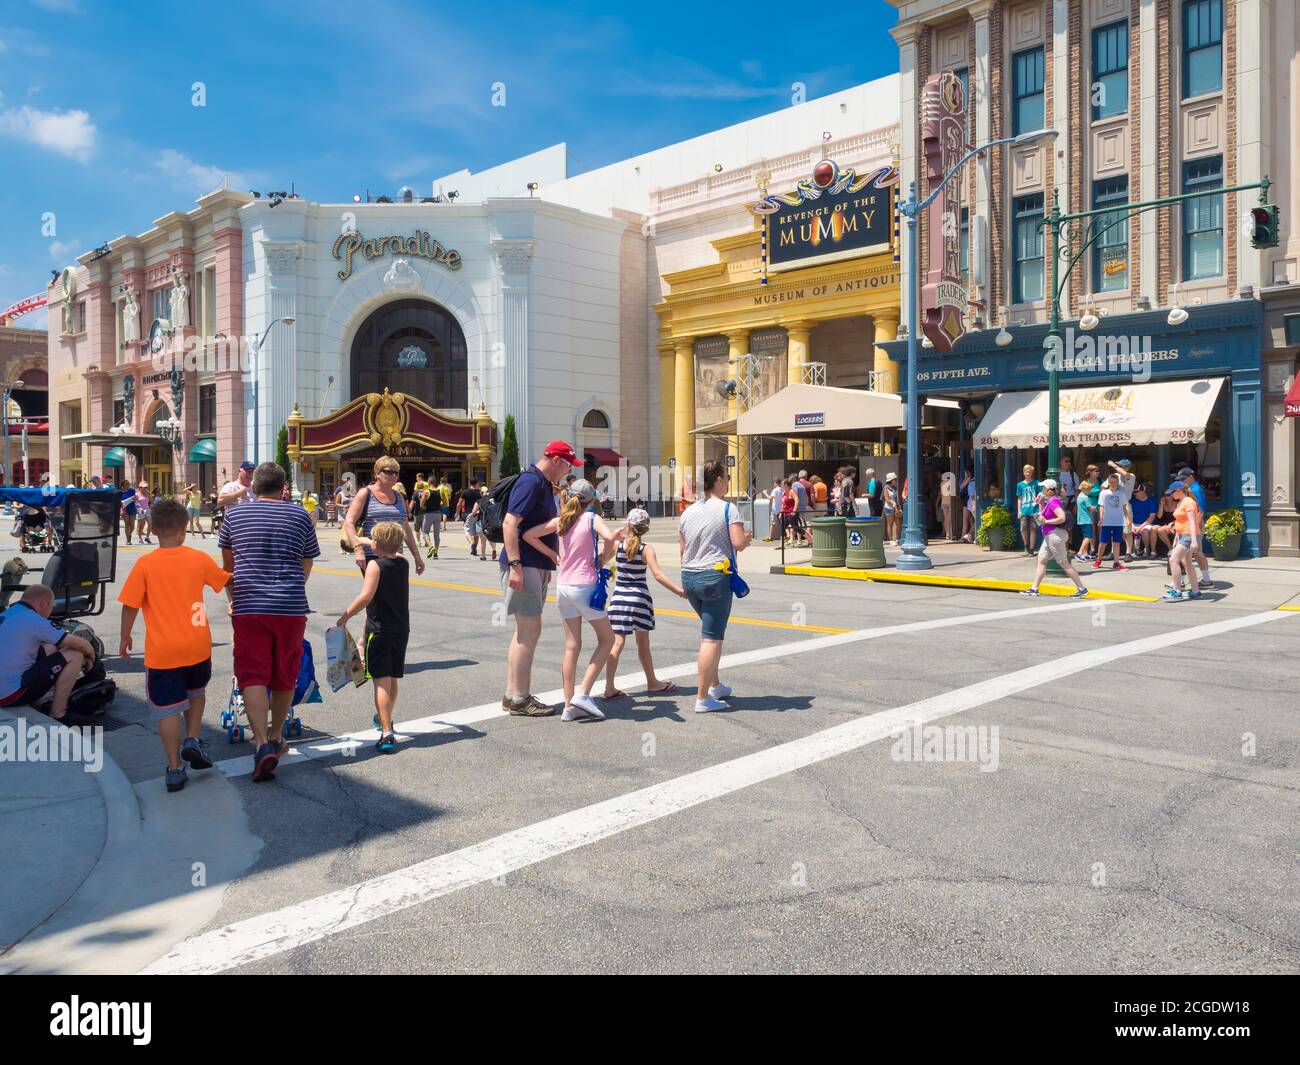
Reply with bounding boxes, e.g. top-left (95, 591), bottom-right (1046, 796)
top-left (143, 604), bottom-right (1293, 975)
